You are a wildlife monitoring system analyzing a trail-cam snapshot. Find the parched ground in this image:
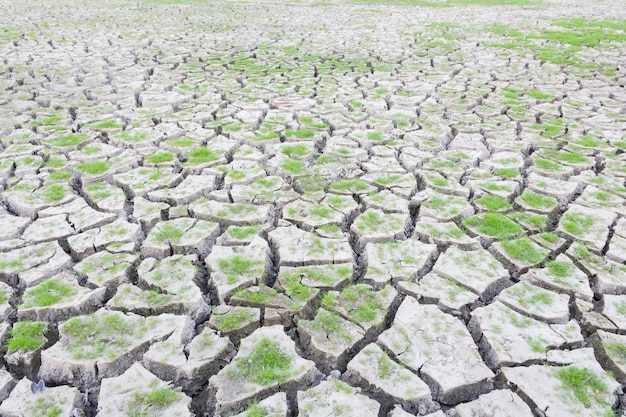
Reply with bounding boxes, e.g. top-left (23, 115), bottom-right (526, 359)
top-left (1, 0), bottom-right (626, 416)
